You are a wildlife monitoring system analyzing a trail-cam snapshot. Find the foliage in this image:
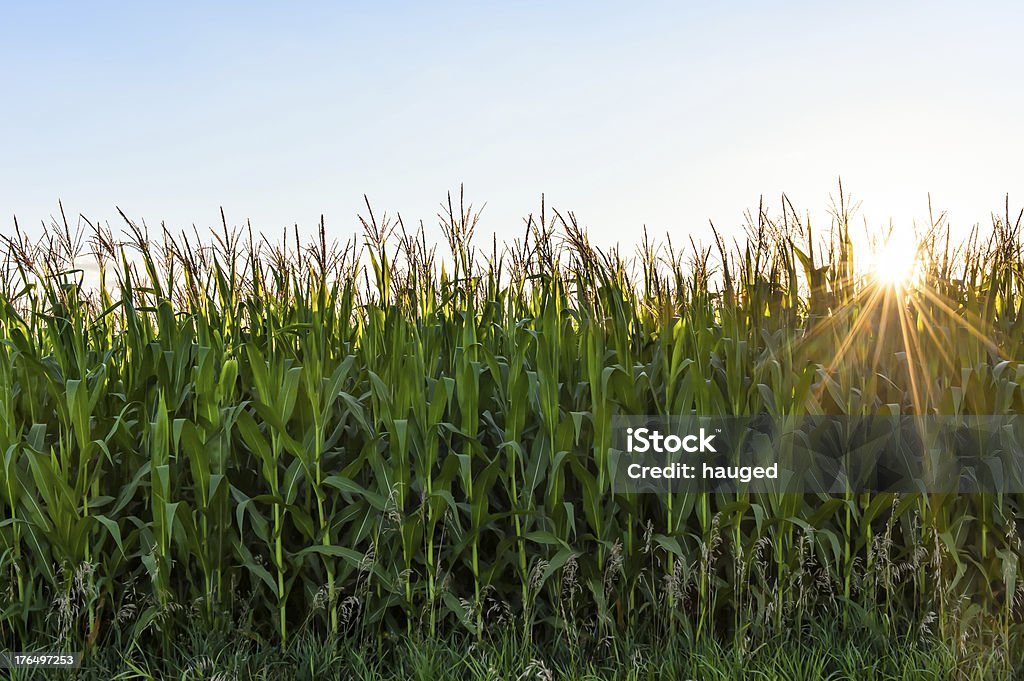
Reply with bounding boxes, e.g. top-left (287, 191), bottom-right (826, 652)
top-left (0, 190), bottom-right (1022, 673)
